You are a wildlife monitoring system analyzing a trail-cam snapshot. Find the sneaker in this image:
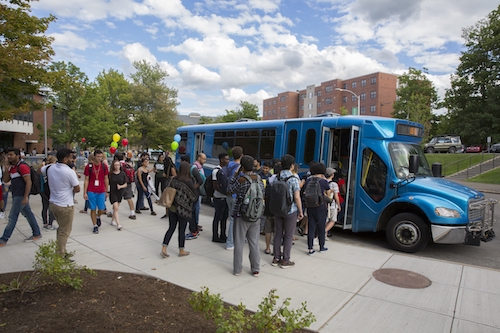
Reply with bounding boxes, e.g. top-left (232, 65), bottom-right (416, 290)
top-left (96, 218), bottom-right (102, 227)
top-left (320, 247), bottom-right (328, 252)
top-left (135, 210), bottom-right (142, 214)
top-left (226, 246), bottom-right (234, 250)
top-left (160, 214), bottom-right (167, 219)
top-left (140, 207), bottom-right (149, 210)
top-left (93, 226), bottom-right (99, 234)
top-left (44, 225), bottom-right (56, 231)
top-left (0, 211), bottom-right (4, 219)
top-left (151, 211), bottom-right (157, 216)
top-left (252, 271), bottom-right (259, 277)
top-left (117, 224), bottom-right (123, 231)
top-left (185, 233), bottom-right (198, 240)
top-left (308, 250), bottom-right (316, 256)
top-left (234, 272), bottom-right (241, 276)
top-left (0, 239), bottom-right (7, 247)
top-left (111, 220), bottom-right (117, 226)
top-left (106, 212), bottom-right (113, 218)
top-left (129, 215), bottom-right (136, 220)
top-left (197, 225), bottom-right (203, 232)
top-left (79, 210), bottom-right (87, 214)
top-left (24, 235), bottom-right (42, 242)
top-left (280, 260), bottom-right (295, 269)
top-left (271, 258), bottom-right (281, 266)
